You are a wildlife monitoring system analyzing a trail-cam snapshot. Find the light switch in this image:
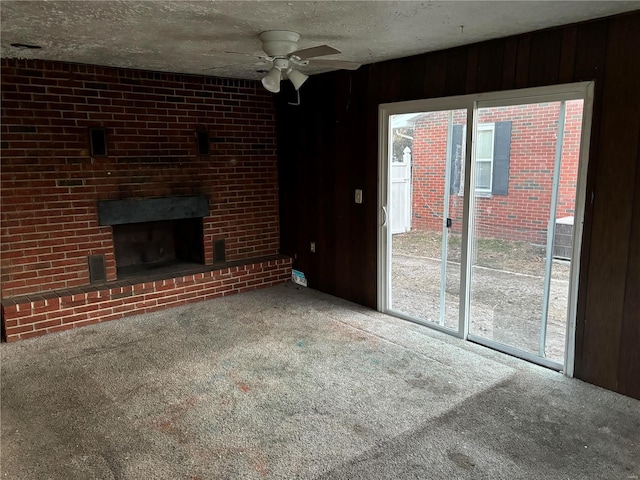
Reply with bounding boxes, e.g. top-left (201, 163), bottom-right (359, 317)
top-left (355, 189), bottom-right (363, 204)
